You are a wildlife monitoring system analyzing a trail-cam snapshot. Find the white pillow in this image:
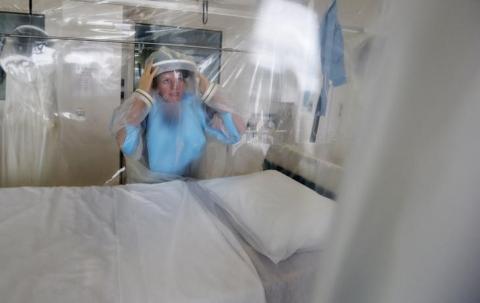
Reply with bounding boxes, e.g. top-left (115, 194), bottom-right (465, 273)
top-left (200, 170), bottom-right (336, 264)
